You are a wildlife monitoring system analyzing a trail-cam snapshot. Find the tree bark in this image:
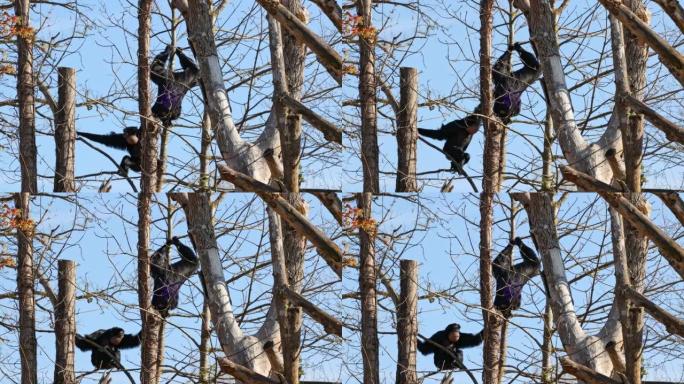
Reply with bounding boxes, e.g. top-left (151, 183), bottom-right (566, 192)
top-left (54, 260), bottom-right (76, 384)
top-left (357, 0), bottom-right (380, 193)
top-left (655, 192), bottom-right (684, 226)
top-left (396, 260), bottom-right (418, 384)
top-left (16, 193), bottom-right (37, 384)
top-left (512, 193), bottom-right (614, 375)
top-left (561, 166), bottom-right (684, 282)
top-left (653, 0), bottom-right (684, 33)
top-left (521, 0), bottom-right (615, 183)
top-left (185, 193), bottom-right (271, 375)
top-left (310, 0), bottom-right (342, 32)
top-left (54, 67), bottom-right (76, 193)
top-left (15, 0), bottom-right (37, 193)
top-left (138, 0), bottom-right (158, 192)
top-left (599, 0), bottom-right (684, 88)
top-left (479, 1), bottom-right (503, 383)
top-left (218, 165), bottom-right (343, 277)
top-left (182, 0), bottom-right (272, 182)
top-left (623, 286), bottom-right (684, 338)
top-left (358, 193), bottom-right (379, 384)
top-left (256, 0), bottom-right (343, 84)
top-left (623, 95), bottom-right (684, 145)
top-left (137, 1), bottom-right (161, 382)
top-left (396, 67), bottom-right (418, 192)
